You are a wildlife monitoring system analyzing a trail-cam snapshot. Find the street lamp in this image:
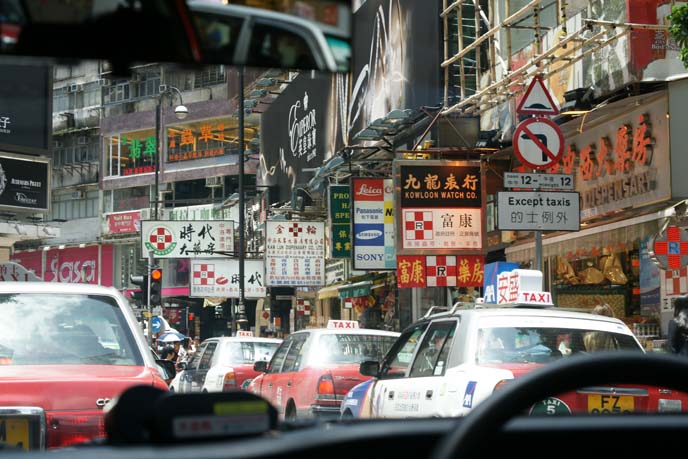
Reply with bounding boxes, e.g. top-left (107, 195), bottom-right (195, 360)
top-left (155, 85), bottom-right (187, 221)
